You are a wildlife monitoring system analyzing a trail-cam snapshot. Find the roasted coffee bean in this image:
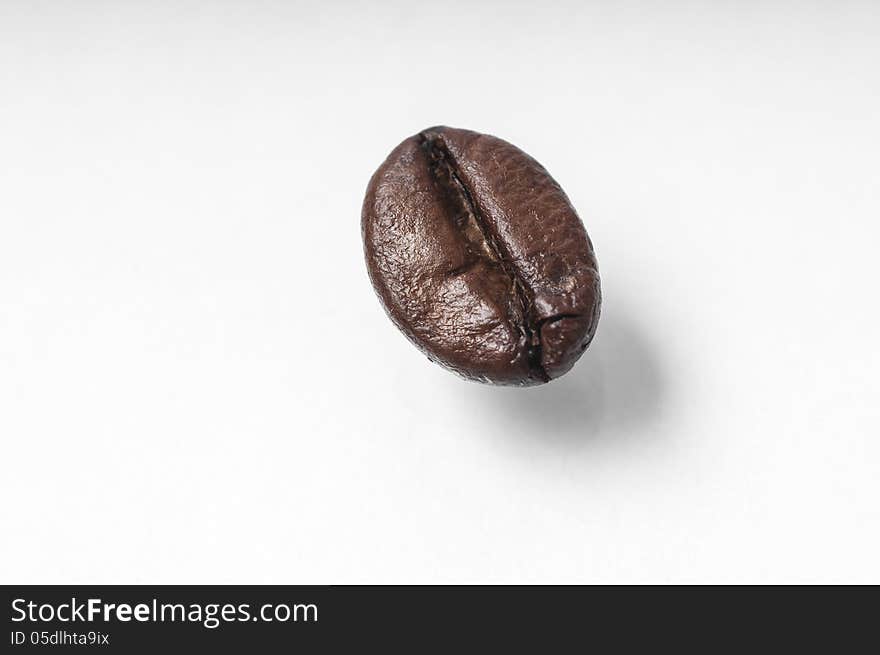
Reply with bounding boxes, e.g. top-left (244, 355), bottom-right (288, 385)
top-left (362, 126), bottom-right (601, 386)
